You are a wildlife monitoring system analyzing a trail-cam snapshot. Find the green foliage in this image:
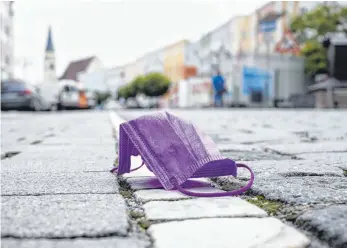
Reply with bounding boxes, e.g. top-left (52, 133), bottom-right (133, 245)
top-left (142, 72), bottom-right (171, 97)
top-left (117, 73), bottom-right (171, 100)
top-left (94, 91), bottom-right (112, 104)
top-left (301, 40), bottom-right (328, 76)
top-left (291, 3), bottom-right (347, 77)
top-left (117, 83), bottom-right (136, 100)
top-left (132, 75), bottom-right (146, 94)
